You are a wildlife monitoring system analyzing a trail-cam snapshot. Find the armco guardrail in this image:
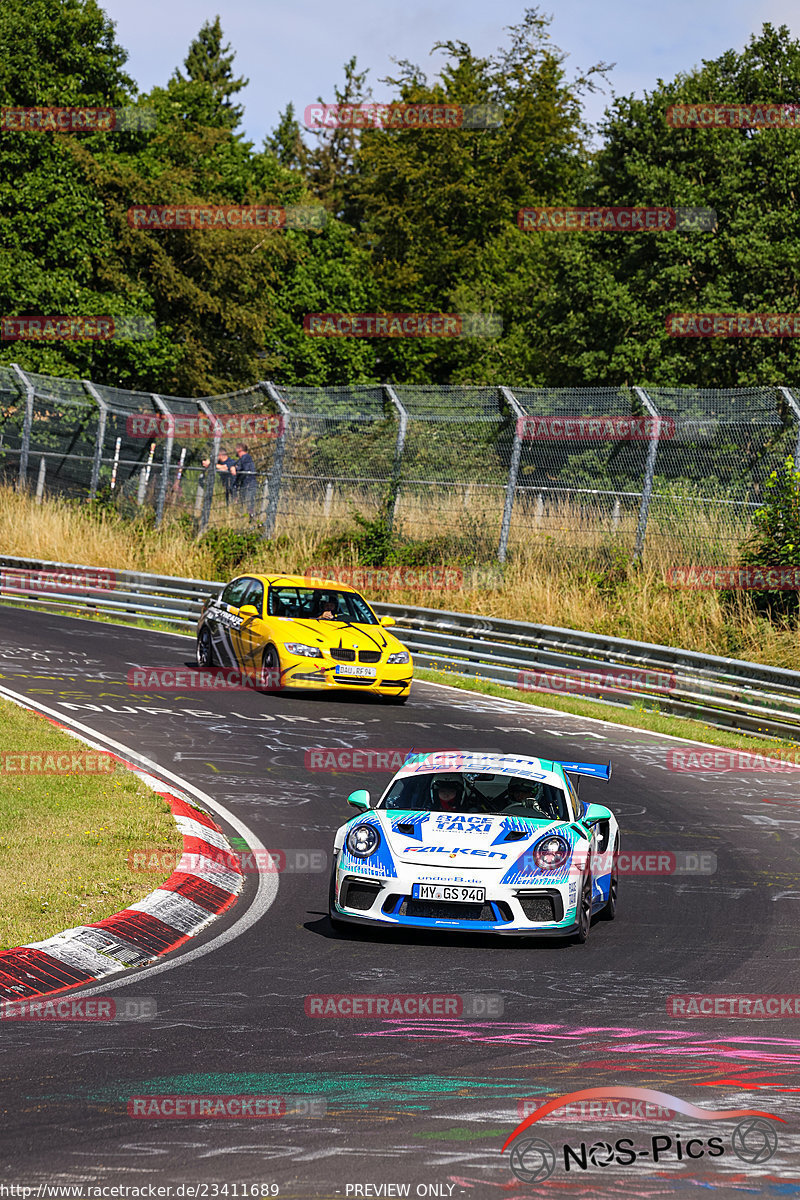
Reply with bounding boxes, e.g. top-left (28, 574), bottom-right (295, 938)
top-left (1, 554), bottom-right (799, 741)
